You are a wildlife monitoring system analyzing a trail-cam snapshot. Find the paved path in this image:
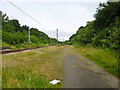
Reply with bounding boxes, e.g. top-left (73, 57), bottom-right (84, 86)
top-left (63, 47), bottom-right (118, 88)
